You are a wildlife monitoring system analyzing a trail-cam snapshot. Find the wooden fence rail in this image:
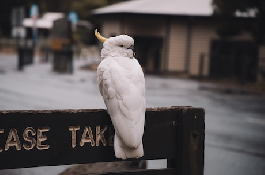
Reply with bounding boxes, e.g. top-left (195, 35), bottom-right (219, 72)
top-left (0, 106), bottom-right (205, 175)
